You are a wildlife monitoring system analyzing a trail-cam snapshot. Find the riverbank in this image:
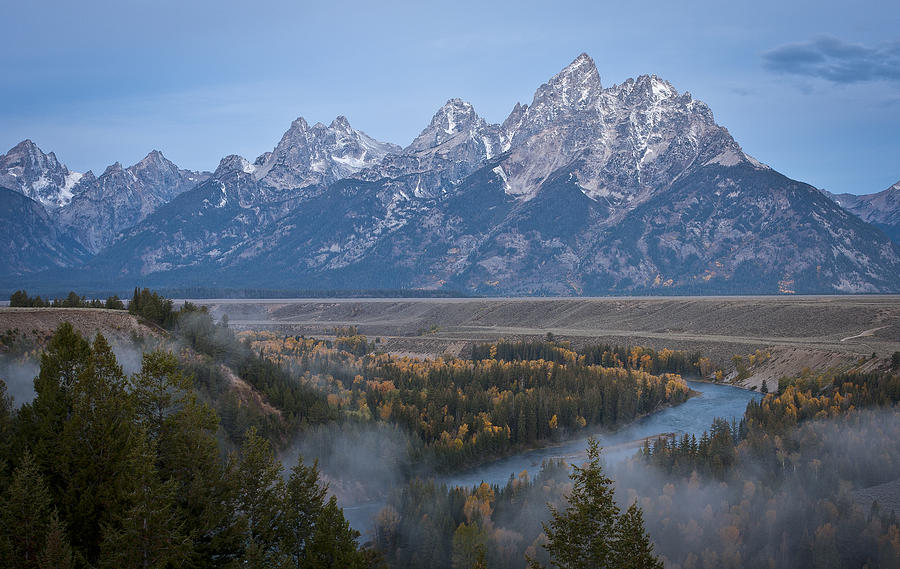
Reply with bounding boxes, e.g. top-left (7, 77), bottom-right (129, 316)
top-left (687, 376), bottom-right (757, 392)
